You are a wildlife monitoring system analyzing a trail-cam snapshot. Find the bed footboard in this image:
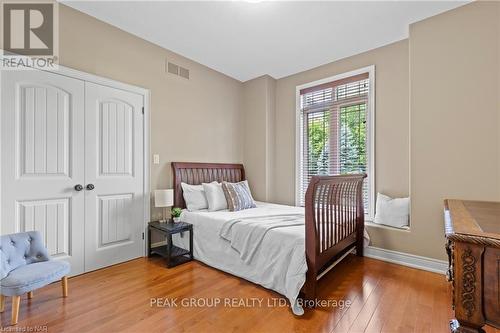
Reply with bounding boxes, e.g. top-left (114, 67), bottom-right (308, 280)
top-left (303, 174), bottom-right (366, 301)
